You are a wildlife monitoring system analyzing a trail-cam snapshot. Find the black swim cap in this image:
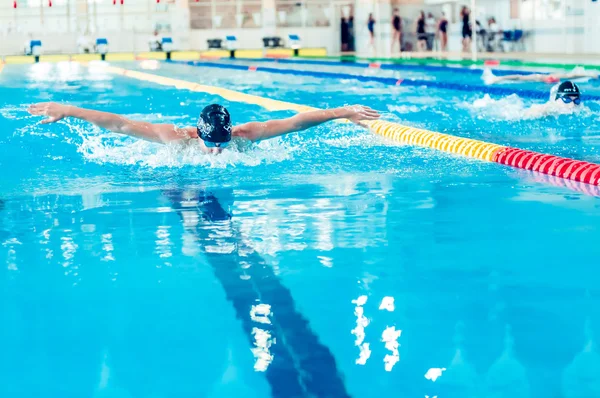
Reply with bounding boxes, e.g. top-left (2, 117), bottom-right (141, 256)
top-left (555, 81), bottom-right (580, 101)
top-left (197, 104), bottom-right (232, 147)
